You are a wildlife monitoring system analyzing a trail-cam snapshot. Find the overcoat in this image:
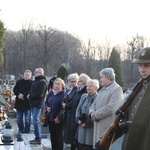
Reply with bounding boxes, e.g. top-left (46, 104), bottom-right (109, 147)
top-left (76, 93), bottom-right (98, 146)
top-left (63, 86), bottom-right (78, 144)
top-left (122, 79), bottom-right (150, 150)
top-left (71, 86), bottom-right (87, 130)
top-left (89, 82), bottom-right (124, 147)
top-left (13, 79), bottom-right (32, 111)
